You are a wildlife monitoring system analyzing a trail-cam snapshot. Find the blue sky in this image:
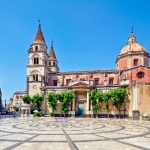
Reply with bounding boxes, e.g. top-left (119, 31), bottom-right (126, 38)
top-left (0, 0), bottom-right (150, 102)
